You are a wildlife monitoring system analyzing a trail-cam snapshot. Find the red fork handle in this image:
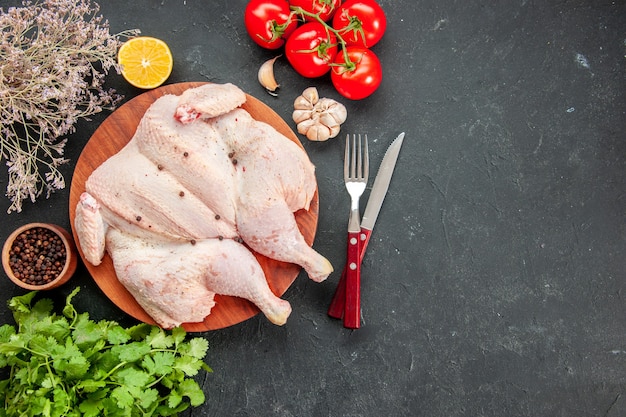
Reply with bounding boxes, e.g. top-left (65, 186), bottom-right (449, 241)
top-left (328, 228), bottom-right (372, 321)
top-left (343, 230), bottom-right (362, 328)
